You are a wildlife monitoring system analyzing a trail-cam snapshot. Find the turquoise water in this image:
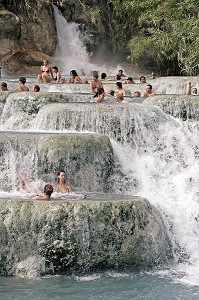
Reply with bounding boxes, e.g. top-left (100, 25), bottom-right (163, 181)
top-left (1, 271), bottom-right (199, 300)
